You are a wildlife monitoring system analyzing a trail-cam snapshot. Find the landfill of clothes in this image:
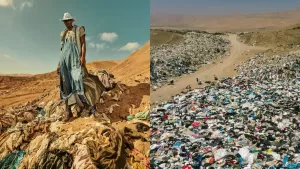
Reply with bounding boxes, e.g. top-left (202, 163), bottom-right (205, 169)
top-left (0, 69), bottom-right (150, 169)
top-left (150, 52), bottom-right (300, 169)
top-left (0, 118), bottom-right (137, 169)
top-left (151, 31), bottom-right (230, 88)
top-left (0, 107), bottom-right (150, 169)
